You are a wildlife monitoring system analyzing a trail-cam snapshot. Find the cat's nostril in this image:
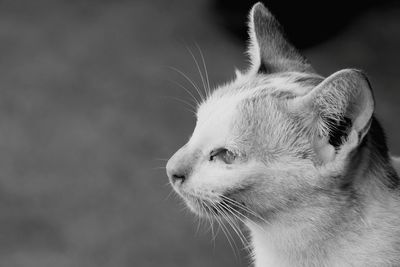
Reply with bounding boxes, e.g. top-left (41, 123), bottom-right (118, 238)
top-left (172, 173), bottom-right (186, 184)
